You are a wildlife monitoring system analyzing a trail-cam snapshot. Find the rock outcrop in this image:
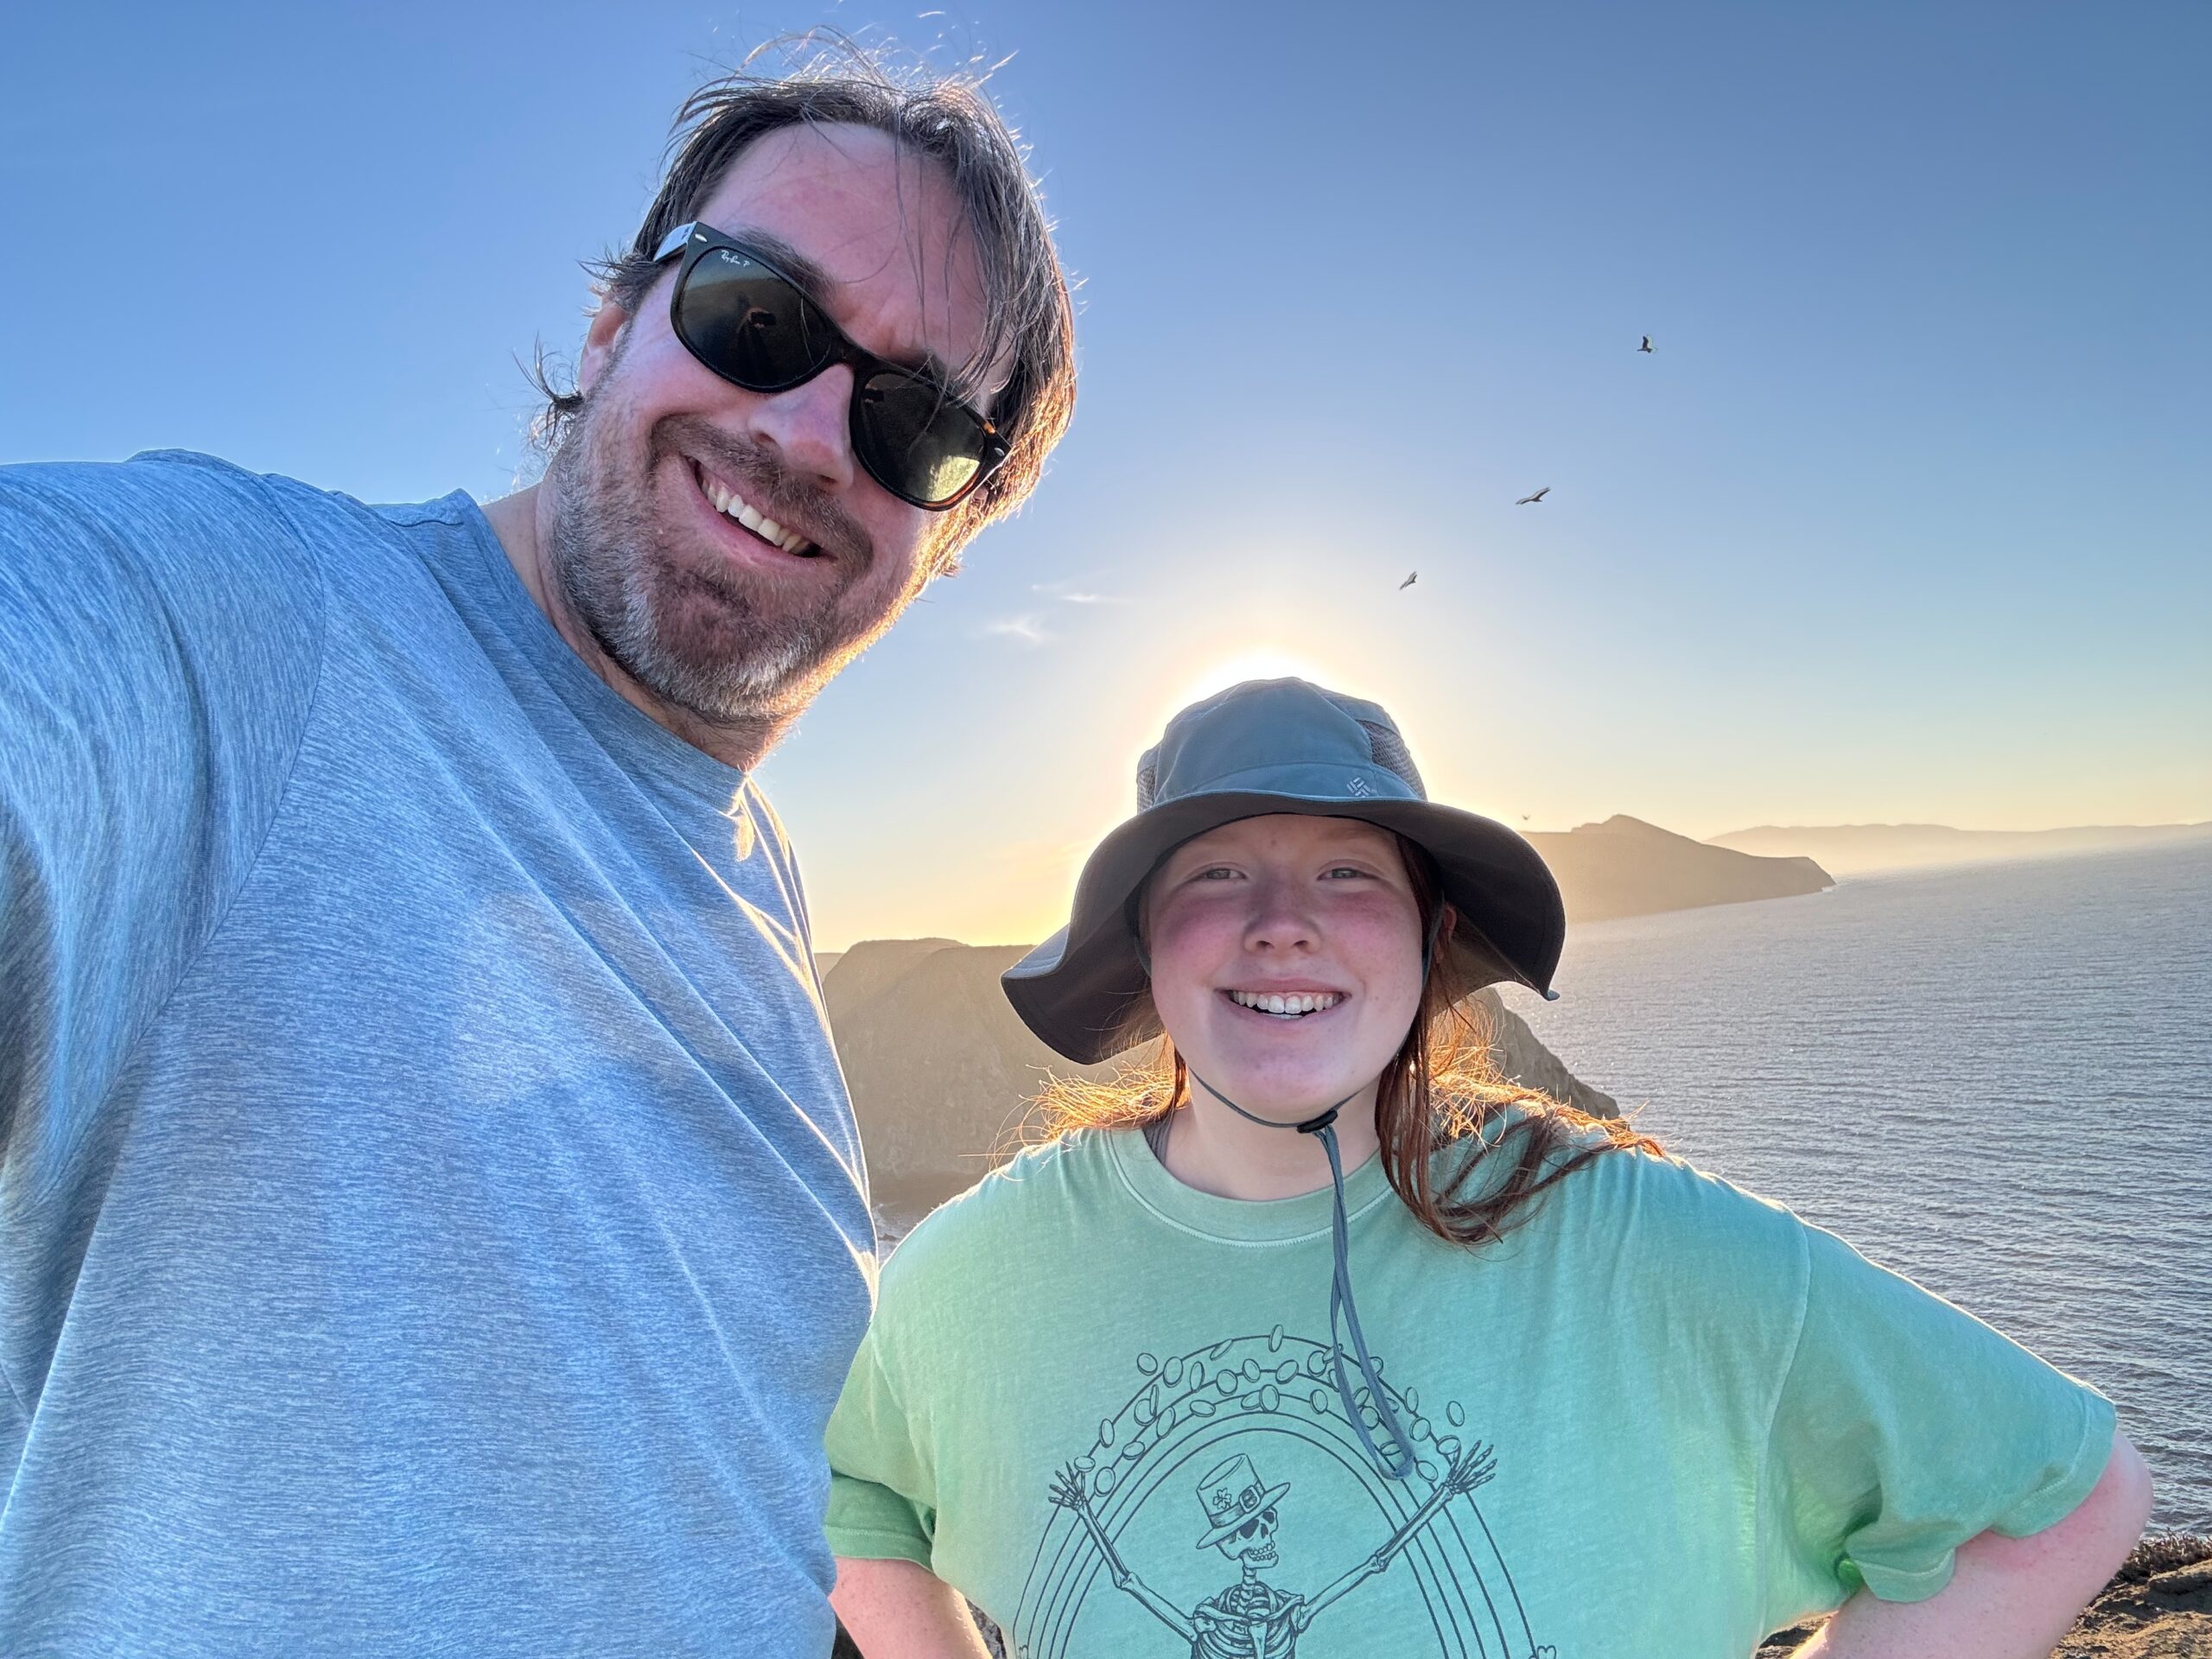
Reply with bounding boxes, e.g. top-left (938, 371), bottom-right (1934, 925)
top-left (1527, 815), bottom-right (1833, 920)
top-left (822, 939), bottom-right (1617, 1224)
